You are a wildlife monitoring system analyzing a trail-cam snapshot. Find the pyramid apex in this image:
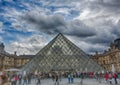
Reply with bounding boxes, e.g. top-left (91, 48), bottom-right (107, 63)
top-left (55, 33), bottom-right (65, 38)
top-left (57, 33), bottom-right (63, 36)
